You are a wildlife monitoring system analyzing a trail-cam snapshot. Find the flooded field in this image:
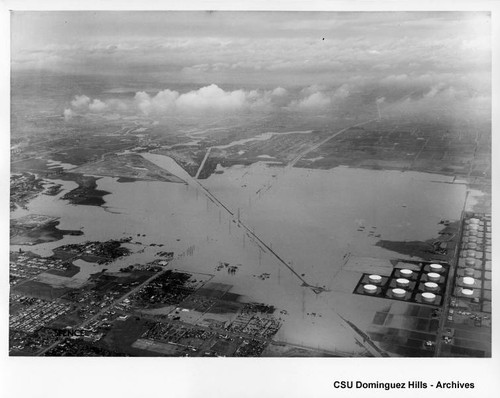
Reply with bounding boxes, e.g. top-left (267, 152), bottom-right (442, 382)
top-left (10, 151), bottom-right (469, 354)
top-left (202, 161), bottom-right (466, 278)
